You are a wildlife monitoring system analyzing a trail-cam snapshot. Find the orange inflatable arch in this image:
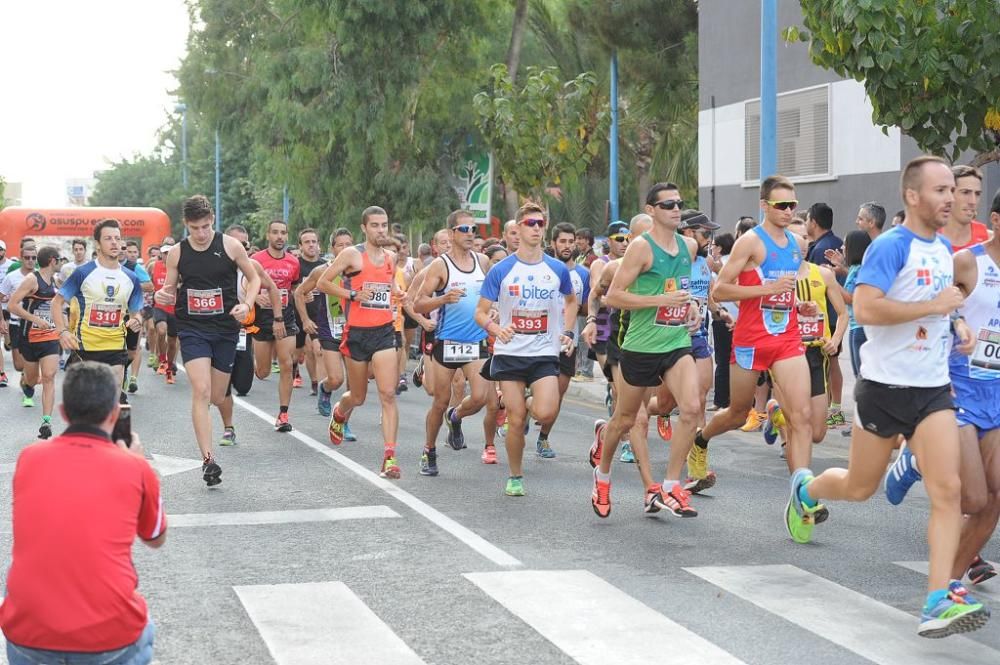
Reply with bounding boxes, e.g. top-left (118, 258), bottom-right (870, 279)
top-left (0, 207), bottom-right (171, 260)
